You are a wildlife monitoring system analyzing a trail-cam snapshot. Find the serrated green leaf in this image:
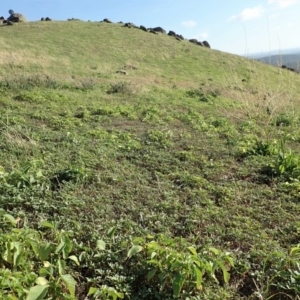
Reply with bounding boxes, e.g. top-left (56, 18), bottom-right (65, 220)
top-left (127, 245), bottom-right (143, 258)
top-left (4, 214), bottom-right (17, 227)
top-left (26, 285), bottom-right (48, 300)
top-left (58, 259), bottom-right (66, 275)
top-left (61, 274), bottom-right (76, 297)
top-left (97, 240), bottom-right (106, 250)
